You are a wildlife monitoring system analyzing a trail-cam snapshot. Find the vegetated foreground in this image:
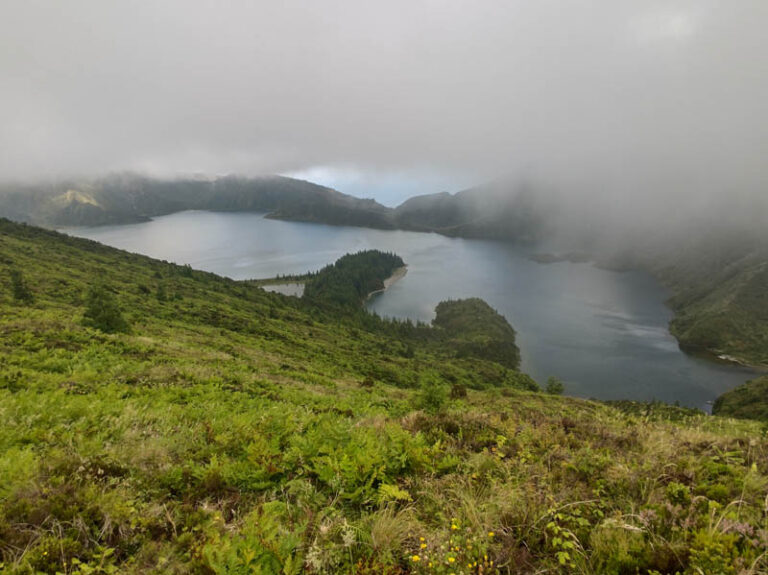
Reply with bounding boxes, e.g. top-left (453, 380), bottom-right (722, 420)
top-left (1, 218), bottom-right (767, 574)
